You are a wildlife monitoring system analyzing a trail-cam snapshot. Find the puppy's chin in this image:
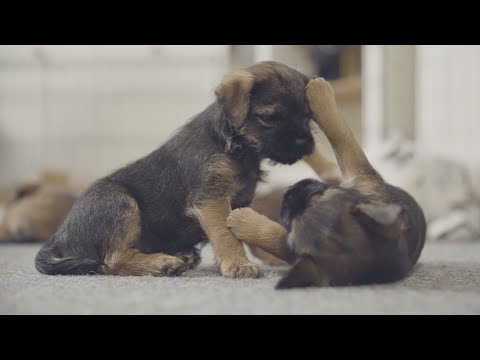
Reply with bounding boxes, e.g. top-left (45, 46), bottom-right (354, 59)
top-left (270, 155), bottom-right (303, 165)
top-left (266, 144), bottom-right (314, 165)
